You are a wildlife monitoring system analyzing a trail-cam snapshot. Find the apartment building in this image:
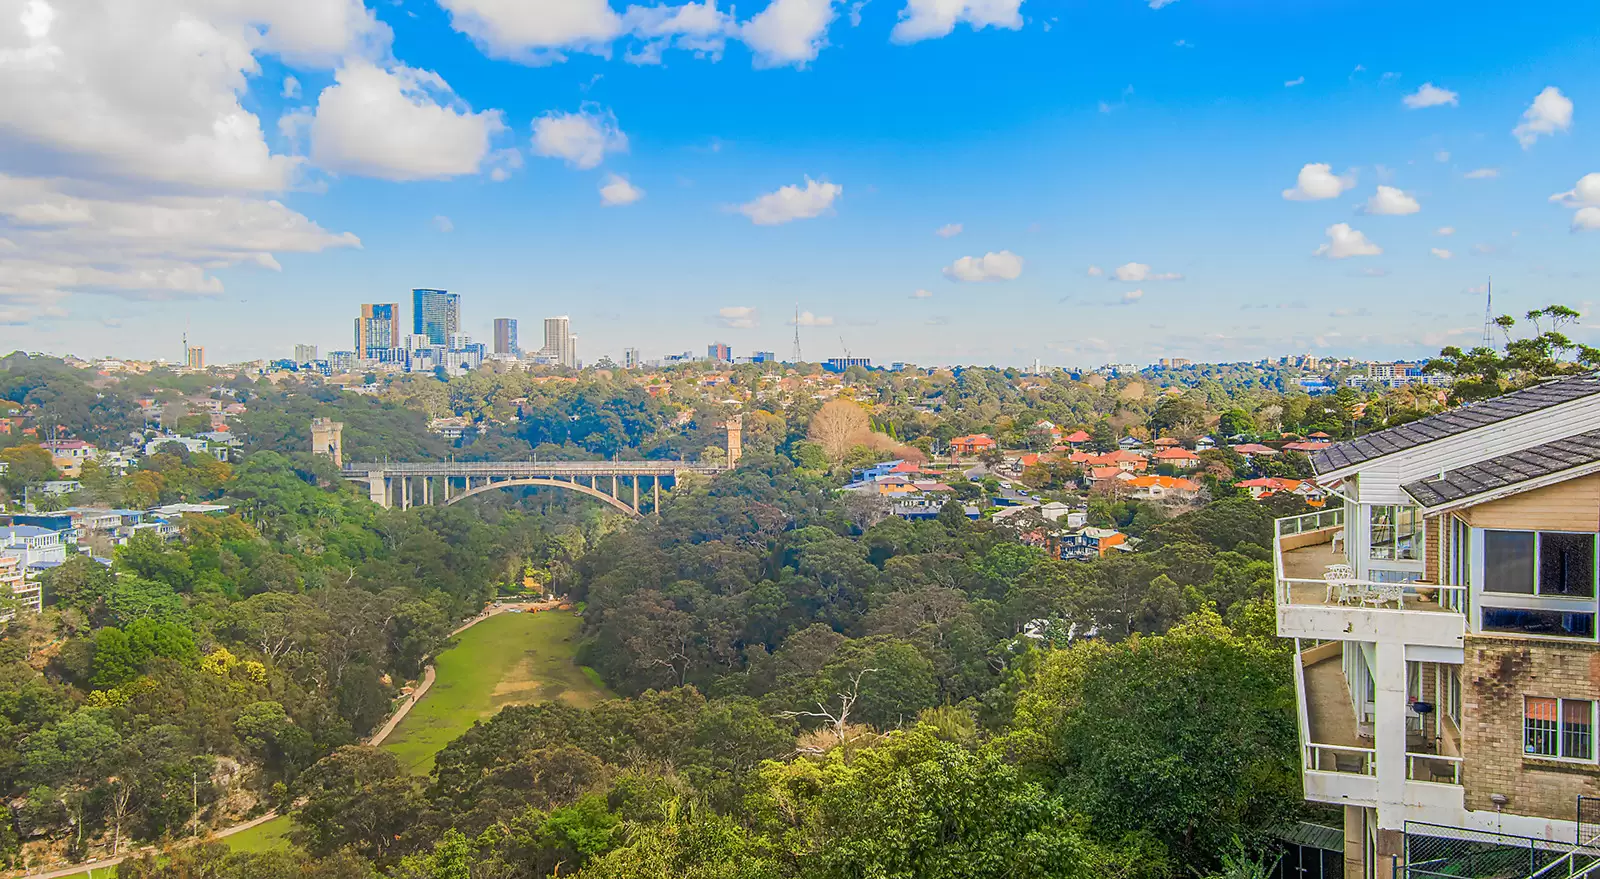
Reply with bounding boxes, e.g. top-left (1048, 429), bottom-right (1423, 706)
top-left (1275, 373), bottom-right (1600, 877)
